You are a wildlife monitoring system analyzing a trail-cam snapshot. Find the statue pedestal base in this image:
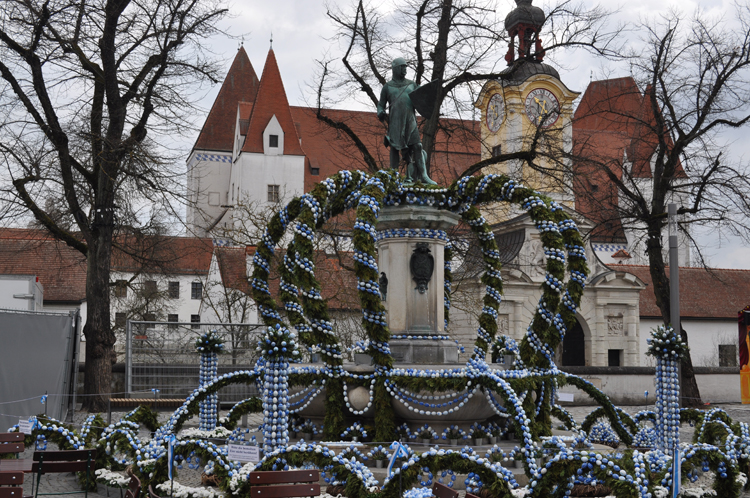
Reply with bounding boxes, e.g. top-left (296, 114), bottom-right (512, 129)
top-left (390, 338), bottom-right (459, 364)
